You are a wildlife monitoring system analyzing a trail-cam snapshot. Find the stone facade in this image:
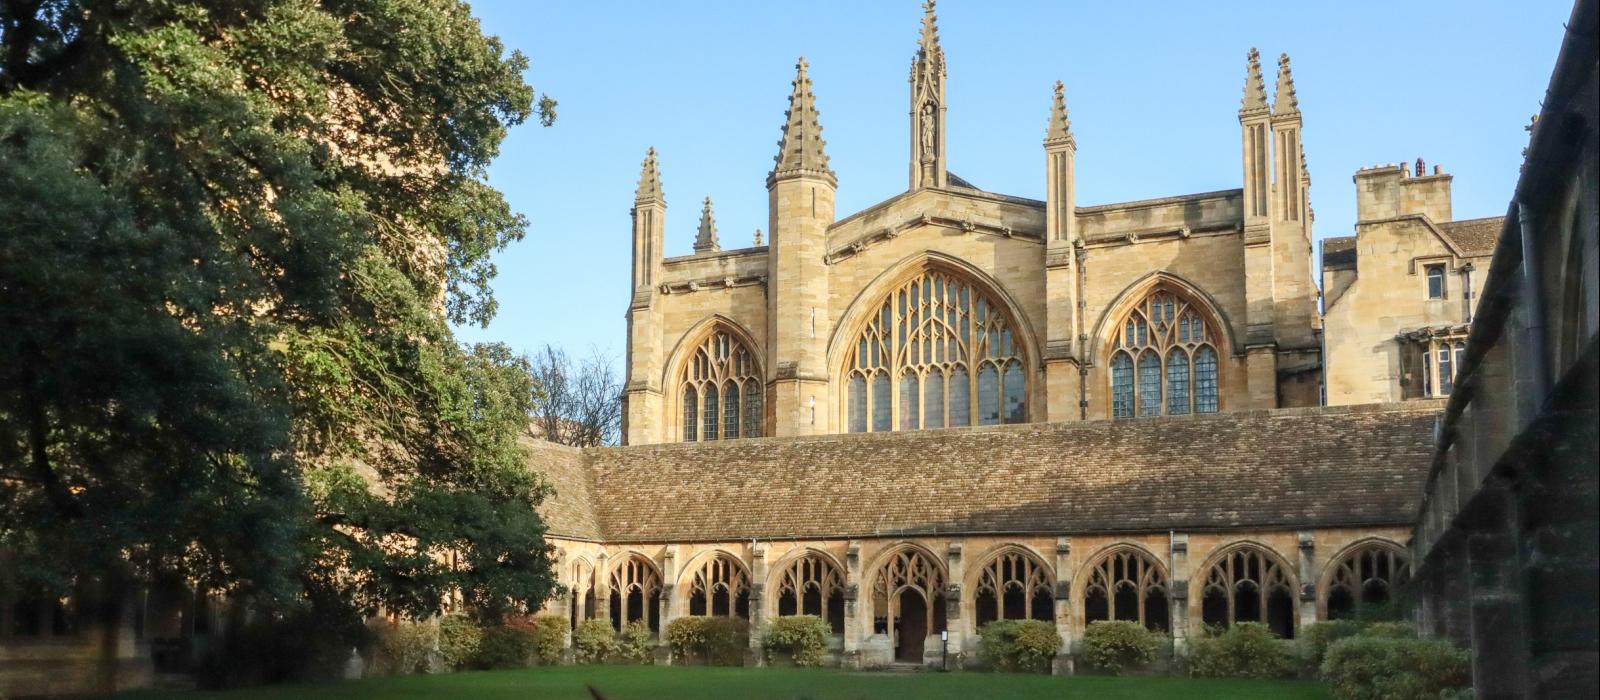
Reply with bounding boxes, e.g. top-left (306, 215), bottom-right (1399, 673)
top-left (623, 4), bottom-right (1326, 447)
top-left (536, 402), bottom-right (1440, 668)
top-left (1411, 0), bottom-right (1599, 695)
